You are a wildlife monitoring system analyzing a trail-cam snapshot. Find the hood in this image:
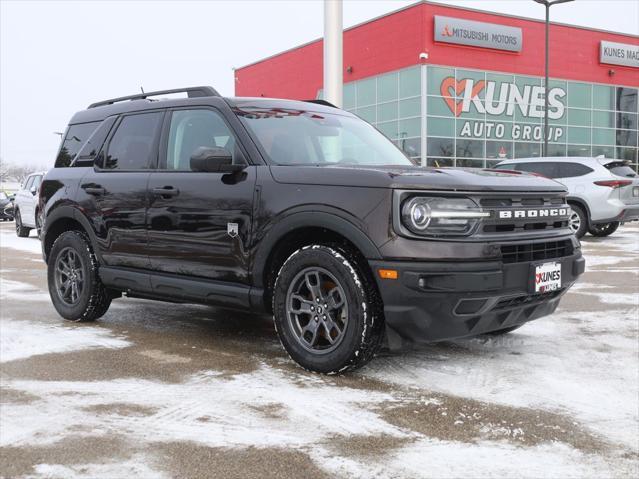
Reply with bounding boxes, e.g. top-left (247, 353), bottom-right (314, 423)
top-left (269, 165), bottom-right (566, 192)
